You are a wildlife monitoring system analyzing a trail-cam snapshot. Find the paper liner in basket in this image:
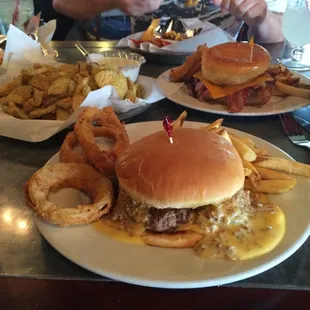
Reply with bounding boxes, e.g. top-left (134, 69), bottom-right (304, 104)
top-left (117, 20), bottom-right (234, 54)
top-left (0, 31), bottom-right (165, 142)
top-left (1, 23), bottom-right (57, 71)
top-left (0, 68), bottom-right (163, 142)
